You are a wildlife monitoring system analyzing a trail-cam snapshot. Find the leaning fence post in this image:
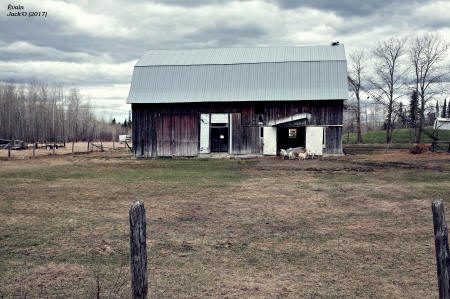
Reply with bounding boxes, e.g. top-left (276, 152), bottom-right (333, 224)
top-left (129, 201), bottom-right (148, 299)
top-left (432, 199), bottom-right (450, 299)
